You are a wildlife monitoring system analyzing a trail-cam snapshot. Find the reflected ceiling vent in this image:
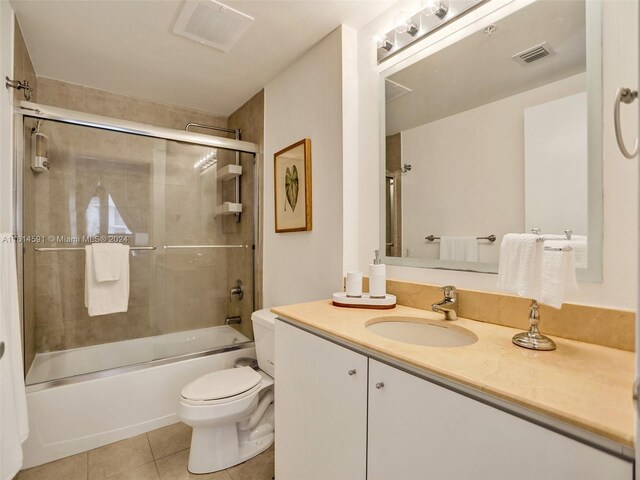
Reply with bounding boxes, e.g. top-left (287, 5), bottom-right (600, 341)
top-left (174, 0), bottom-right (254, 52)
top-left (385, 79), bottom-right (412, 103)
top-left (512, 42), bottom-right (554, 65)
